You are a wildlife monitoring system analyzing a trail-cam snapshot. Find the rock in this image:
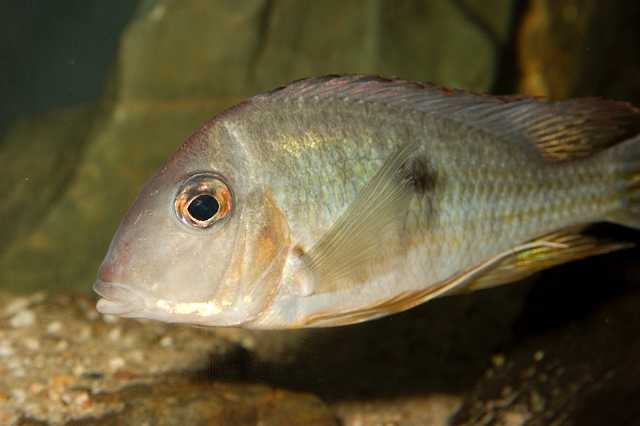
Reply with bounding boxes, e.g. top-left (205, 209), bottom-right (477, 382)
top-left (0, 106), bottom-right (96, 292)
top-left (518, 0), bottom-right (640, 101)
top-left (452, 252), bottom-right (640, 425)
top-left (334, 395), bottom-right (462, 426)
top-left (75, 380), bottom-right (336, 426)
top-left (1, 246), bottom-right (638, 426)
top-left (0, 285), bottom-right (535, 425)
top-left (0, 292), bottom-right (337, 425)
